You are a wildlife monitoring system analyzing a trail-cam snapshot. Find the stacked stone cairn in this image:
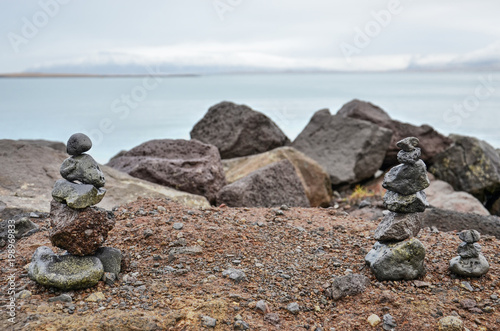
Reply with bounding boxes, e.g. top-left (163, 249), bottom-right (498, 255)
top-left (29, 133), bottom-right (121, 290)
top-left (365, 137), bottom-right (430, 281)
top-left (449, 229), bottom-right (489, 277)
